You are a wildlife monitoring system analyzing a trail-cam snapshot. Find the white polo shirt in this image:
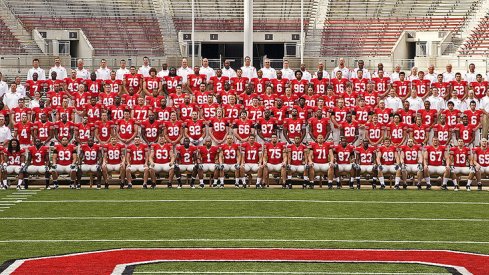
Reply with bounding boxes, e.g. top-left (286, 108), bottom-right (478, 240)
top-left (260, 67), bottom-right (277, 79)
top-left (96, 67), bottom-right (111, 80)
top-left (281, 68), bottom-right (295, 80)
top-left (351, 68), bottom-right (369, 79)
top-left (314, 70), bottom-right (331, 79)
top-left (0, 81), bottom-right (7, 97)
top-left (116, 68), bottom-right (130, 80)
top-left (27, 67), bottom-right (46, 80)
top-left (426, 95), bottom-right (445, 112)
top-left (221, 67), bottom-right (237, 78)
top-left (157, 69), bottom-right (169, 78)
top-left (49, 65), bottom-right (67, 80)
top-left (241, 65), bottom-right (257, 79)
top-left (301, 70), bottom-right (312, 81)
top-left (177, 66), bottom-right (193, 83)
top-left (480, 95), bottom-right (489, 112)
top-left (76, 68), bottom-right (90, 79)
top-left (443, 71), bottom-right (455, 82)
top-left (464, 72), bottom-right (477, 83)
top-left (0, 125), bottom-right (12, 144)
top-left (200, 66), bottom-right (216, 80)
top-left (3, 90), bottom-right (23, 109)
top-left (138, 65), bottom-right (152, 77)
top-left (332, 67), bottom-right (350, 79)
top-left (384, 96), bottom-right (403, 111)
top-left (406, 97), bottom-right (424, 111)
